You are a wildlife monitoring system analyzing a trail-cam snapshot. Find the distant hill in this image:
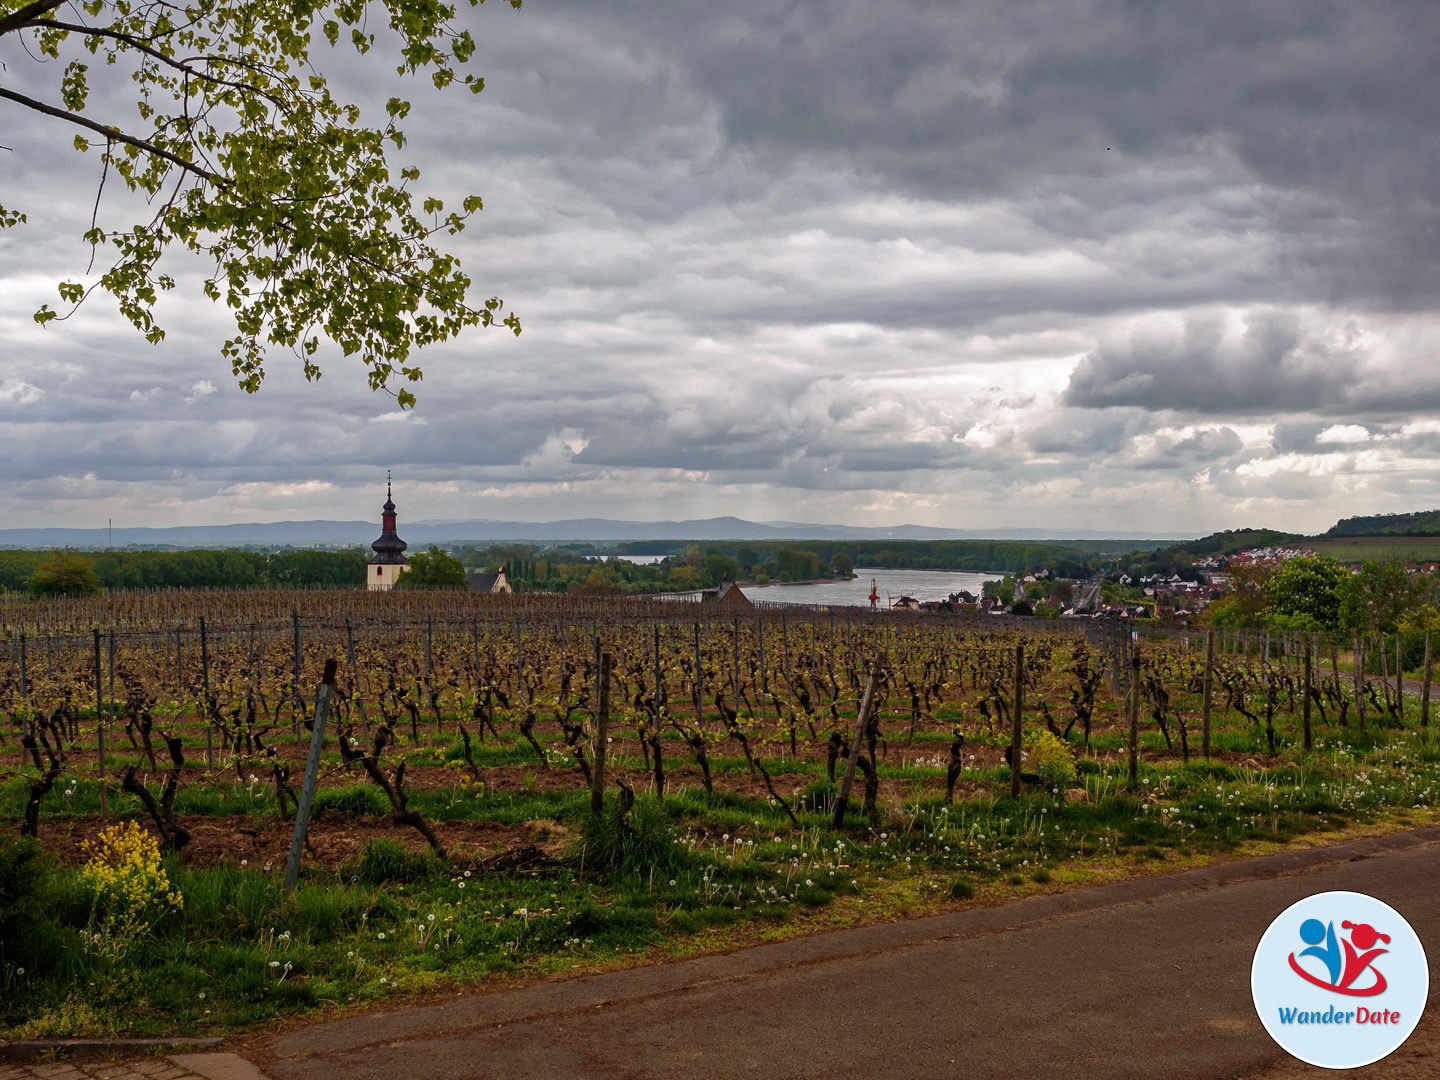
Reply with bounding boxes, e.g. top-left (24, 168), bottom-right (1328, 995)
top-left (1326, 510), bottom-right (1440, 537)
top-left (0, 517), bottom-right (1193, 550)
top-left (1139, 508), bottom-right (1440, 565)
top-left (1171, 528), bottom-right (1304, 556)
